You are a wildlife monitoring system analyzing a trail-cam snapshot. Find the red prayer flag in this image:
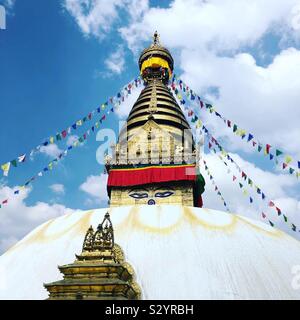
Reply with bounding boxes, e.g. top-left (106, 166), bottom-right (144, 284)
top-left (269, 201), bottom-right (275, 207)
top-left (283, 163), bottom-right (287, 169)
top-left (266, 144), bottom-right (271, 154)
